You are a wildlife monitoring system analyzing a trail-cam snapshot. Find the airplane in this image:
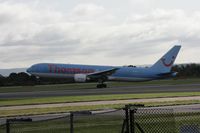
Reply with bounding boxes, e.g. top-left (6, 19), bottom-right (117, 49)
top-left (27, 45), bottom-right (181, 88)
